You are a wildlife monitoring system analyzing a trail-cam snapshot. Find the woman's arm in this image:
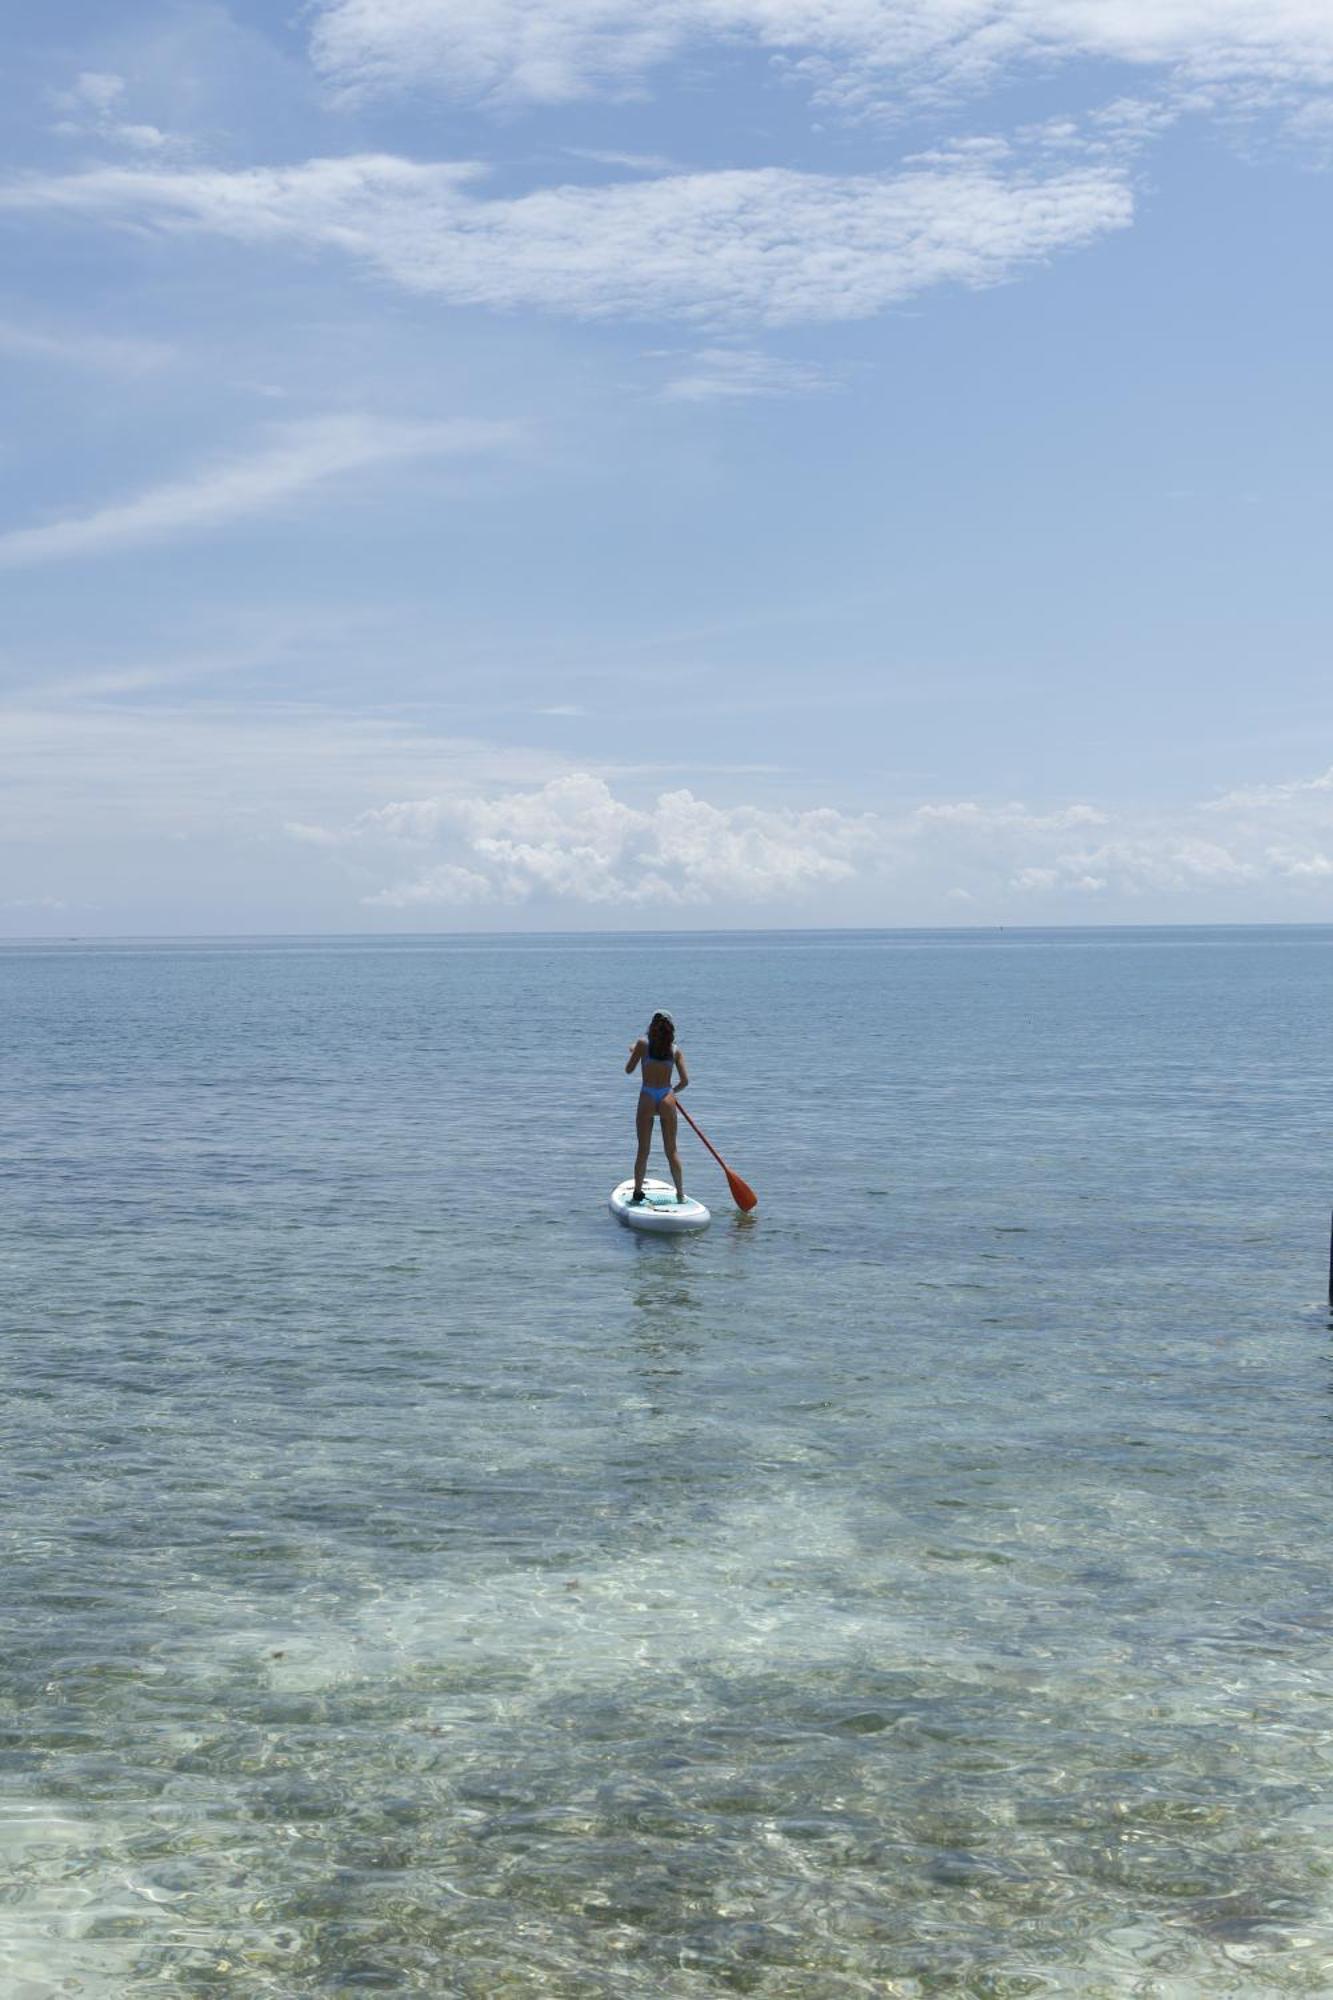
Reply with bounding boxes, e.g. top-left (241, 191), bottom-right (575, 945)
top-left (673, 1047), bottom-right (689, 1090)
top-left (625, 1038), bottom-right (645, 1075)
